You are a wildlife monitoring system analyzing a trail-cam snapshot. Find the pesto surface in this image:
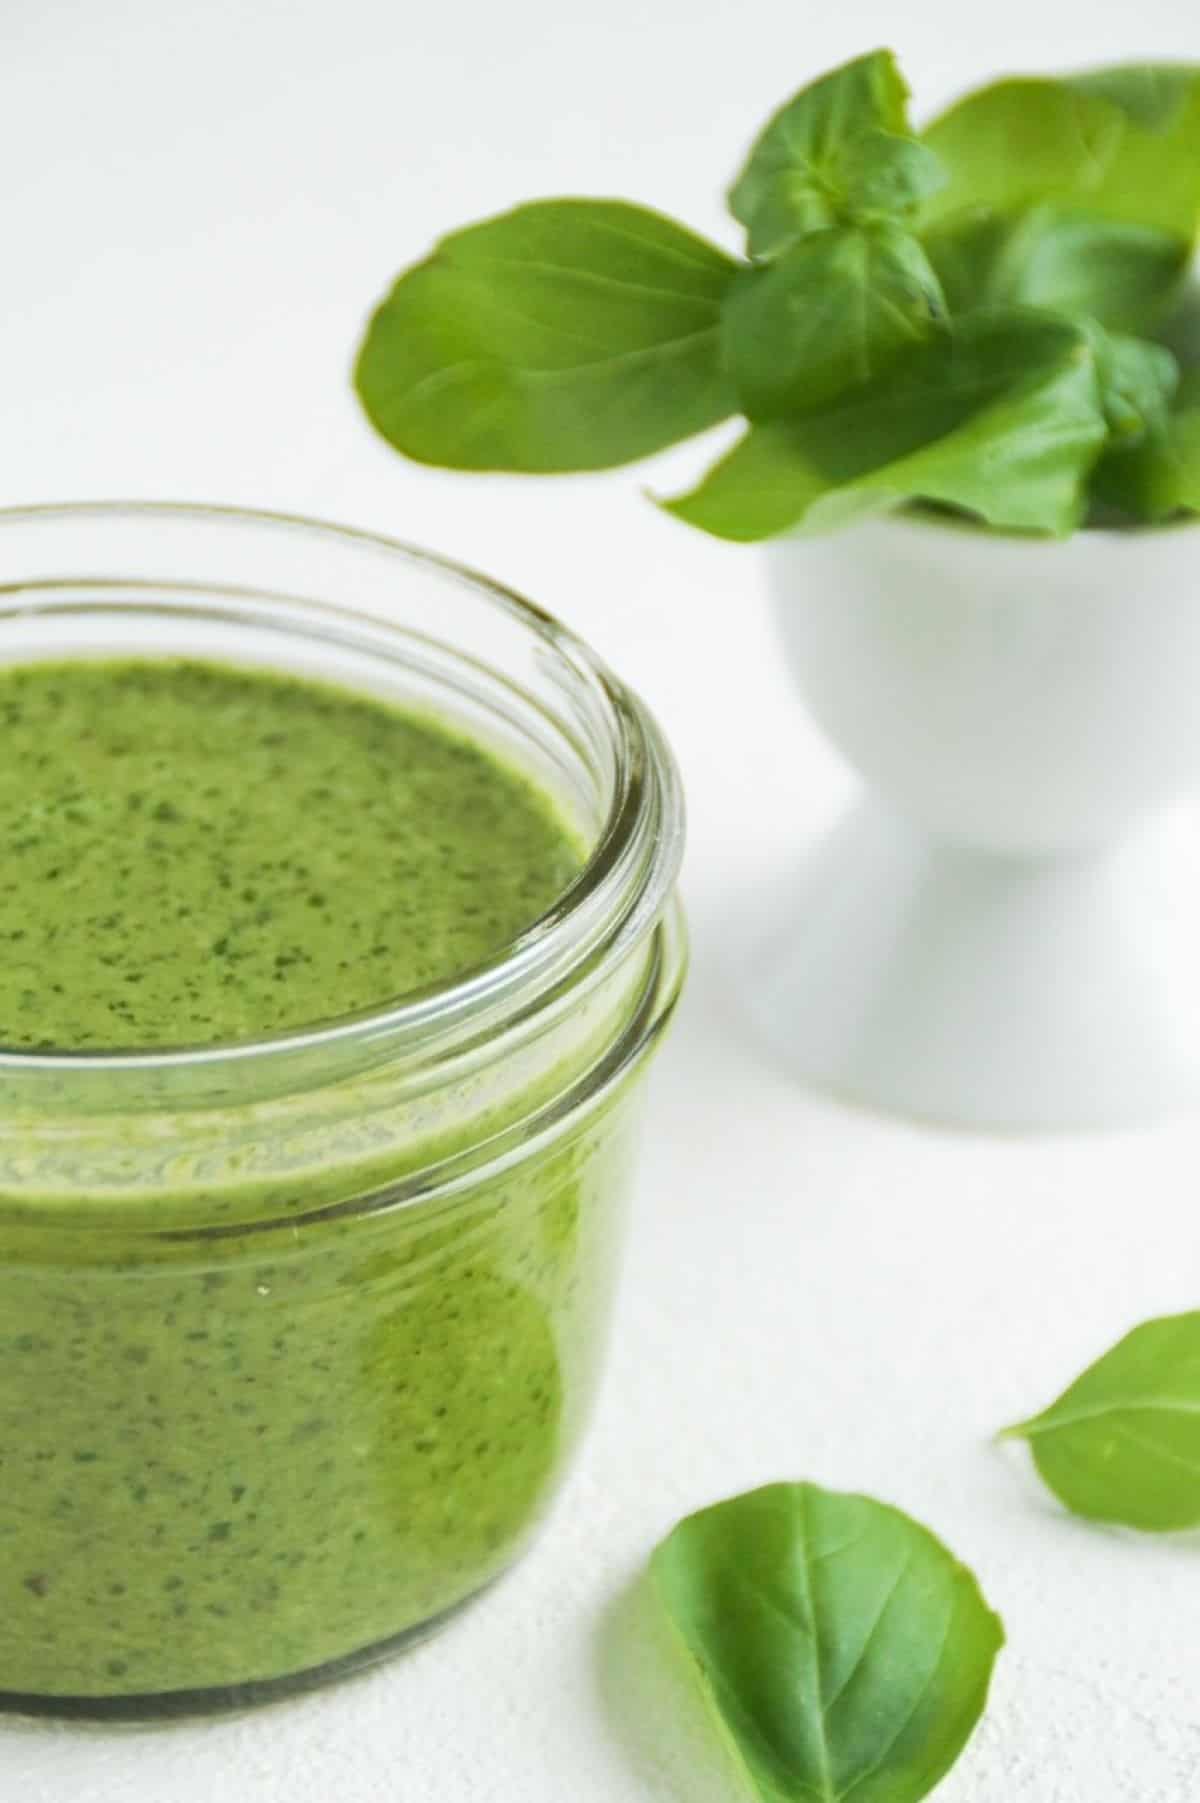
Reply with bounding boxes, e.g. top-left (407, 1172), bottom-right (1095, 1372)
top-left (0, 658), bottom-right (579, 1049)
